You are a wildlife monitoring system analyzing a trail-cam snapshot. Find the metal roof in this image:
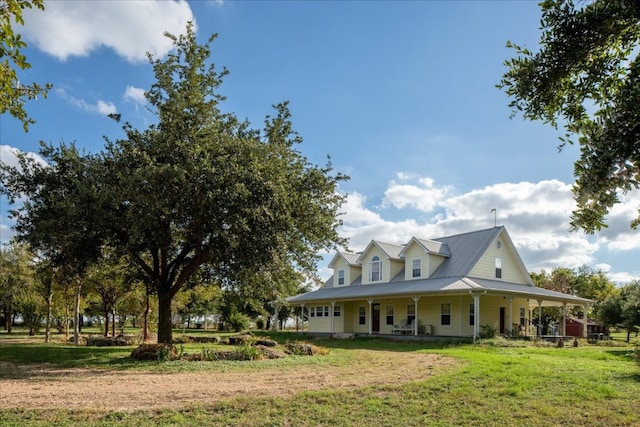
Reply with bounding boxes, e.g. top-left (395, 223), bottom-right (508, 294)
top-left (287, 226), bottom-right (593, 307)
top-left (355, 240), bottom-right (404, 263)
top-left (287, 276), bottom-right (592, 306)
top-left (429, 227), bottom-right (504, 279)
